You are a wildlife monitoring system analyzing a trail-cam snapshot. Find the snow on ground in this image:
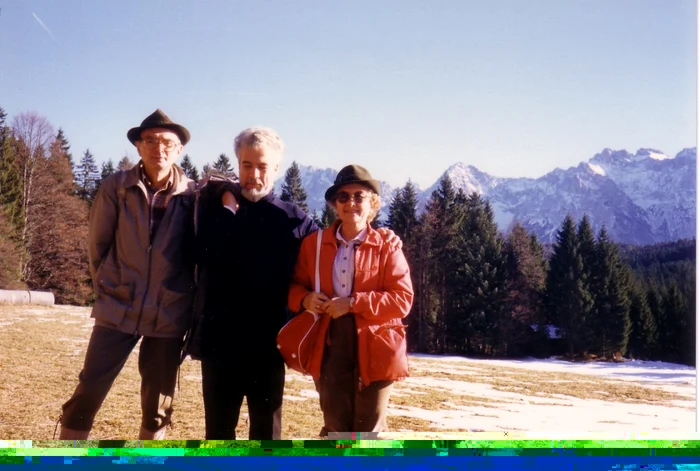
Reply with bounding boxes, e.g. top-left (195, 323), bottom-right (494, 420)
top-left (389, 354), bottom-right (696, 435)
top-left (410, 354), bottom-right (696, 386)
